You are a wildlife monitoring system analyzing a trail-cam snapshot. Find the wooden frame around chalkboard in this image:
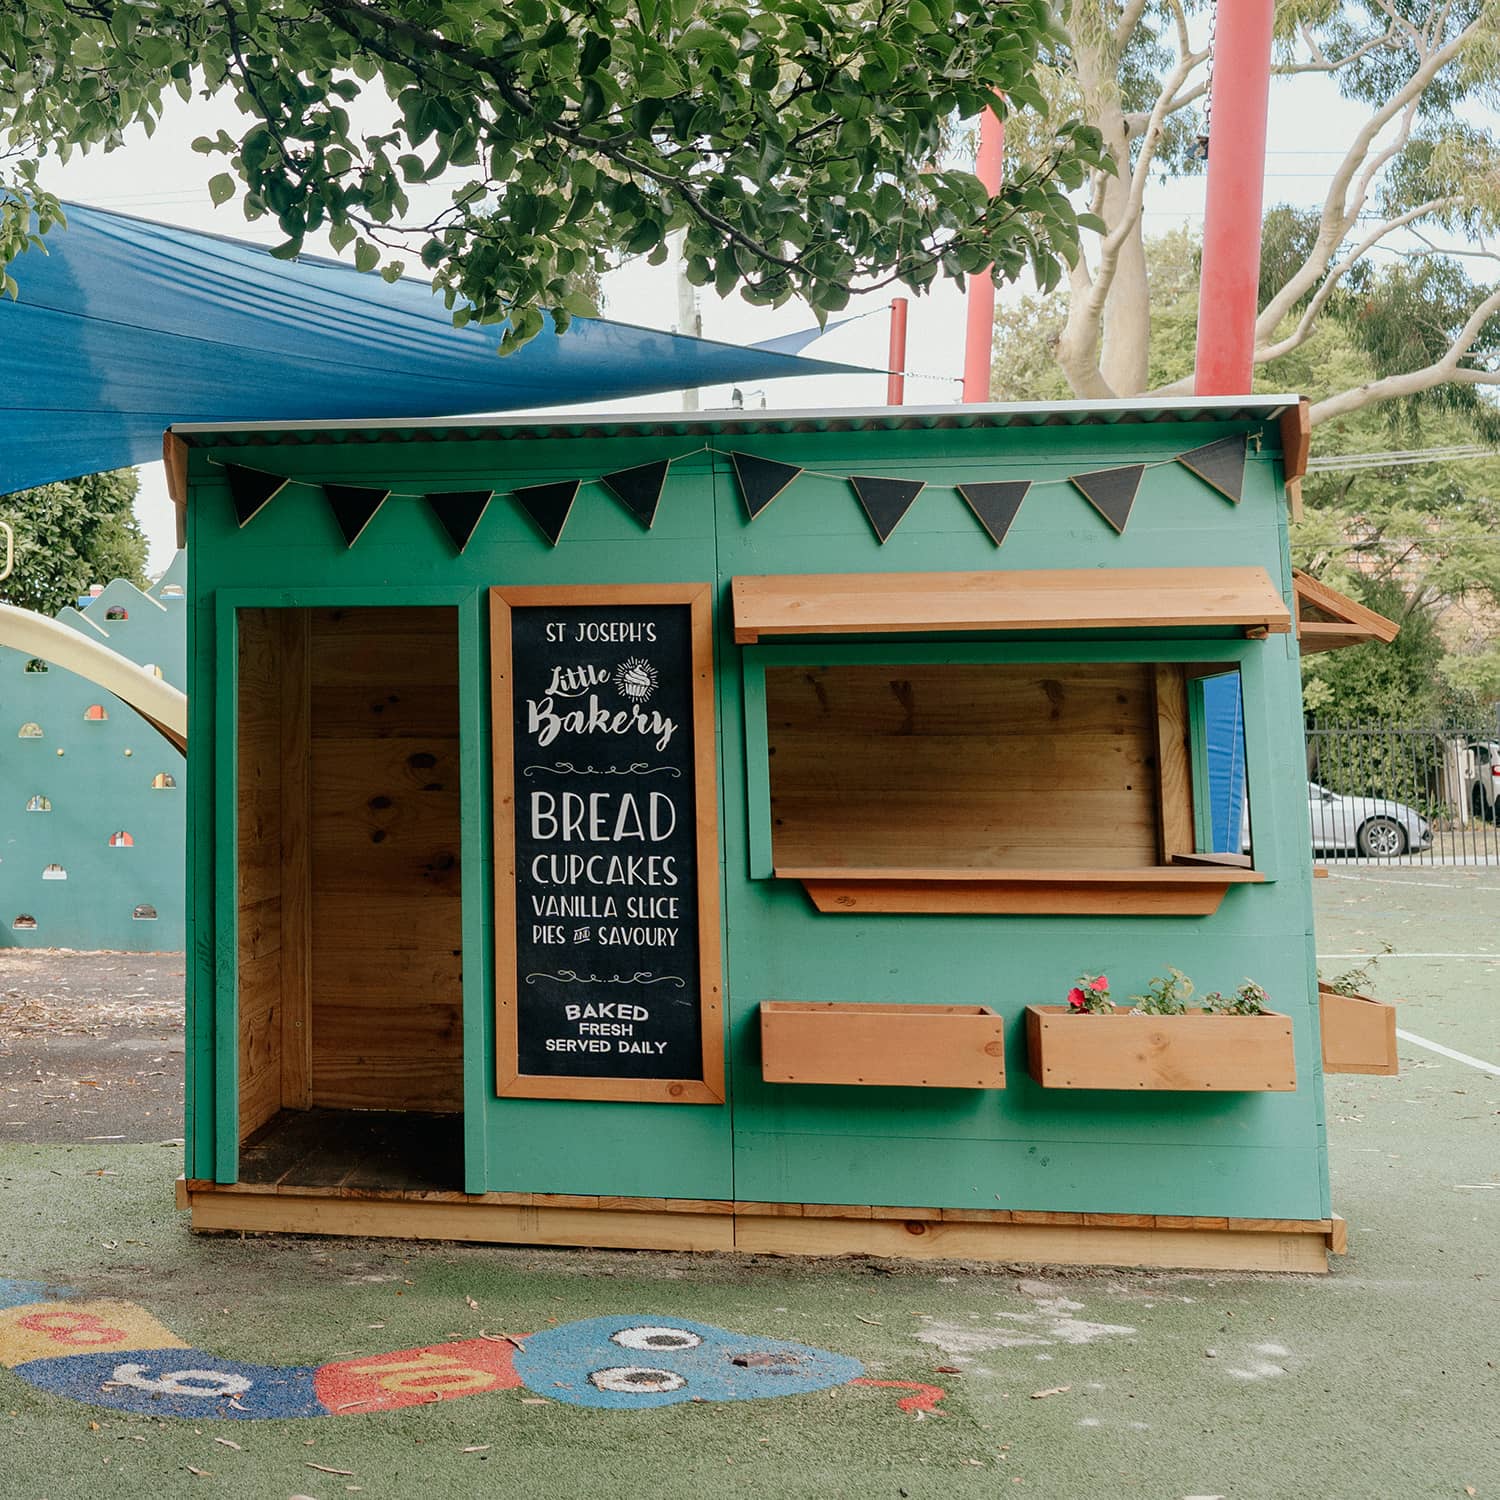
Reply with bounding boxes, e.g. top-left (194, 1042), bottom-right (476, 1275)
top-left (490, 584), bottom-right (724, 1103)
